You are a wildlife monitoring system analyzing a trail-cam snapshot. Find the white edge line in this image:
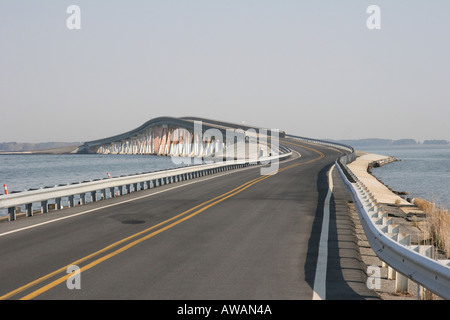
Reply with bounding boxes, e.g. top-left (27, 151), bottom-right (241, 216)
top-left (312, 164), bottom-right (335, 300)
